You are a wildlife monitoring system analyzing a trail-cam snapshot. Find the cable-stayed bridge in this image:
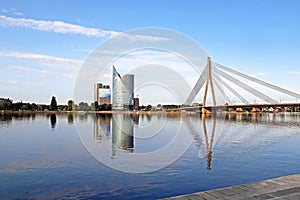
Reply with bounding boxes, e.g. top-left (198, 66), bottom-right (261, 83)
top-left (183, 57), bottom-right (300, 113)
